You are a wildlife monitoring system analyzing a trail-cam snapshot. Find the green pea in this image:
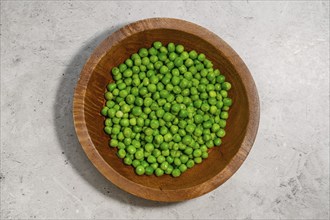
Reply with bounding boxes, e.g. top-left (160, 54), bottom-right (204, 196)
top-left (168, 43), bottom-right (175, 52)
top-left (143, 166), bottom-right (153, 175)
top-left (194, 157), bottom-right (202, 164)
top-left (172, 168), bottom-right (181, 177)
top-left (179, 164), bottom-right (187, 173)
top-left (132, 159), bottom-right (140, 168)
top-left (214, 138), bottom-right (222, 146)
top-left (135, 165), bottom-right (145, 175)
top-left (174, 57), bottom-right (183, 67)
top-left (223, 98), bottom-right (232, 106)
top-left (153, 41), bottom-right (162, 49)
top-left (117, 149), bottom-right (126, 159)
top-left (222, 82), bottom-right (231, 91)
top-left (176, 45), bottom-right (184, 53)
top-left (155, 168), bottom-right (164, 176)
top-left (186, 159), bottom-right (195, 168)
top-left (135, 150), bottom-right (144, 160)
